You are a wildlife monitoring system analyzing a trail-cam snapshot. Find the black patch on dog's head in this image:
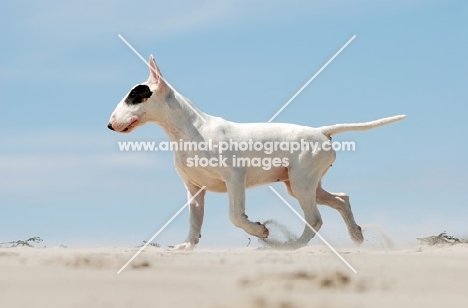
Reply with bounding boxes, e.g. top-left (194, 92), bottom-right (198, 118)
top-left (125, 85), bottom-right (153, 105)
